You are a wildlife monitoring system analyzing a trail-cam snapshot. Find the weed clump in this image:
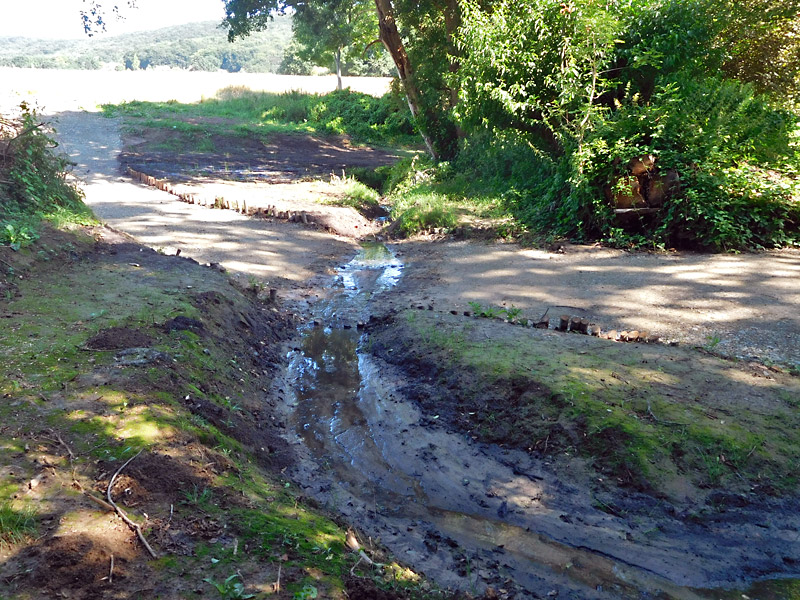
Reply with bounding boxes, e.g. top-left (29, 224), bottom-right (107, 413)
top-left (0, 103), bottom-right (92, 250)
